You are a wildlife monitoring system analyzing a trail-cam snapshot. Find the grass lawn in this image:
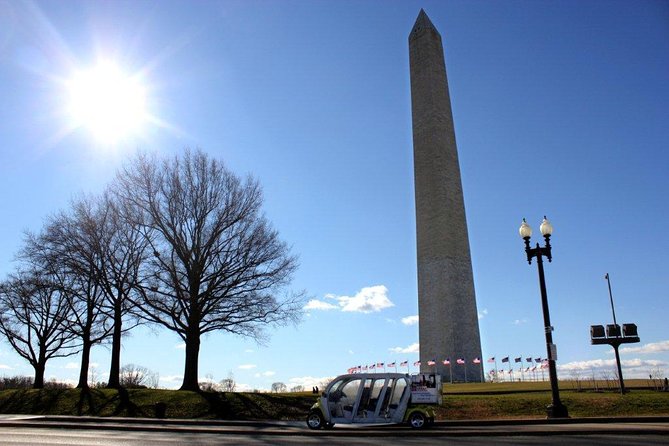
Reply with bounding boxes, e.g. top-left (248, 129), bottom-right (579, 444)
top-left (0, 381), bottom-right (666, 421)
